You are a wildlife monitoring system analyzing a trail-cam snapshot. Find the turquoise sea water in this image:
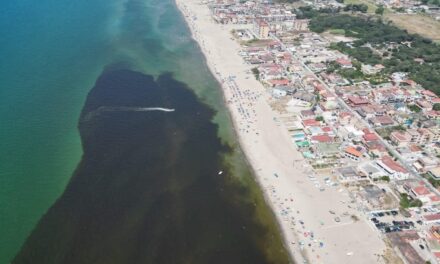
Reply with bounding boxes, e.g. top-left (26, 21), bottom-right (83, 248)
top-left (0, 1), bottom-right (289, 263)
top-left (0, 2), bottom-right (115, 262)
